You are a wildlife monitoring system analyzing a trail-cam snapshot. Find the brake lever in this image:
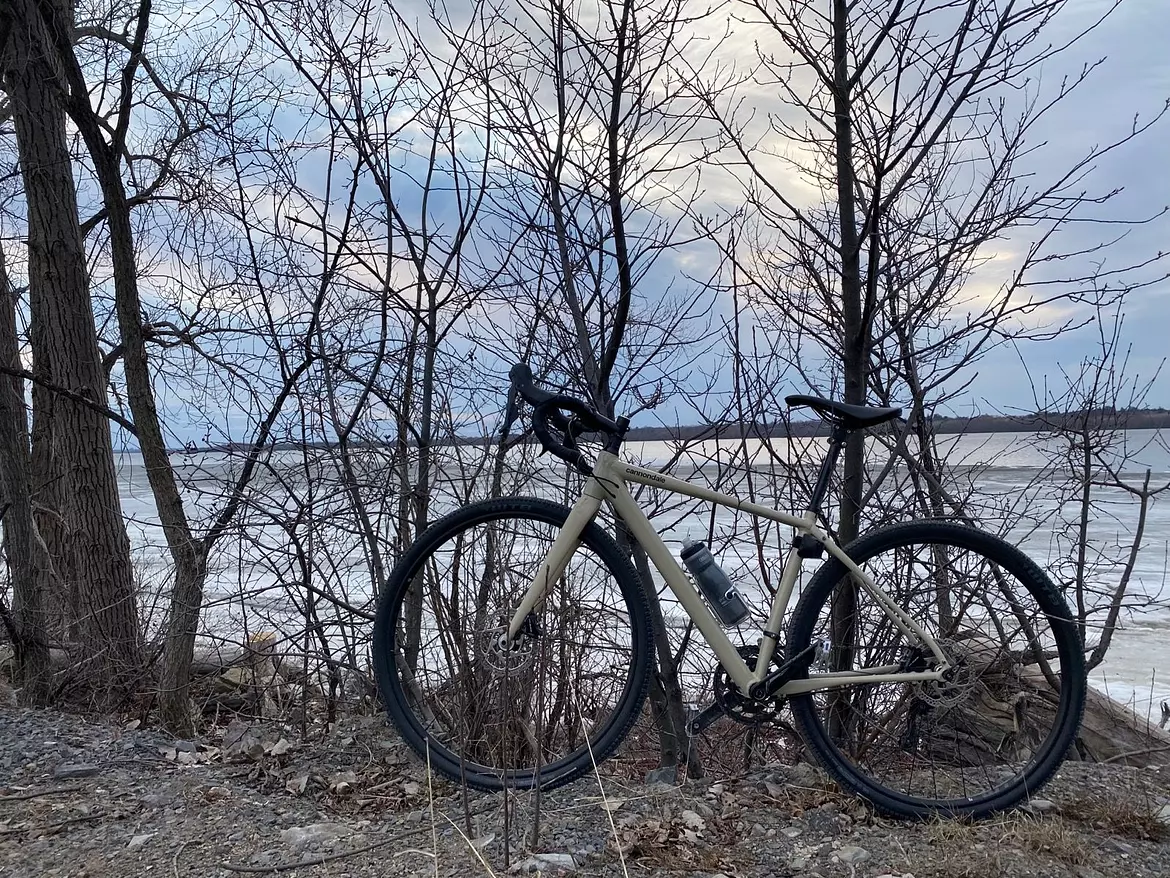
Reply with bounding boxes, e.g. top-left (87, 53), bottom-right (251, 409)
top-left (501, 384), bottom-right (521, 439)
